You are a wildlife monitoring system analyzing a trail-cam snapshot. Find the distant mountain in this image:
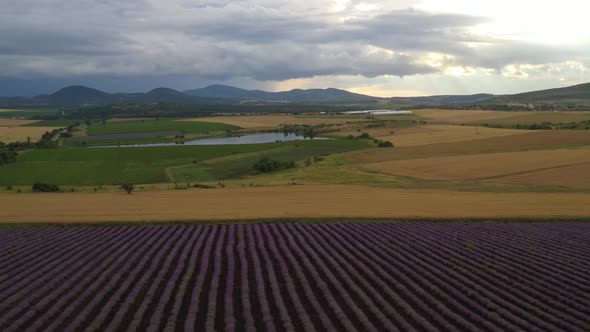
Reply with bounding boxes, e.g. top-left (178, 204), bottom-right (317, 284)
top-left (184, 85), bottom-right (272, 100)
top-left (483, 82), bottom-right (590, 105)
top-left (41, 86), bottom-right (116, 106)
top-left (184, 85), bottom-right (378, 102)
top-left (142, 87), bottom-right (196, 103)
top-left (1, 82), bottom-right (590, 108)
